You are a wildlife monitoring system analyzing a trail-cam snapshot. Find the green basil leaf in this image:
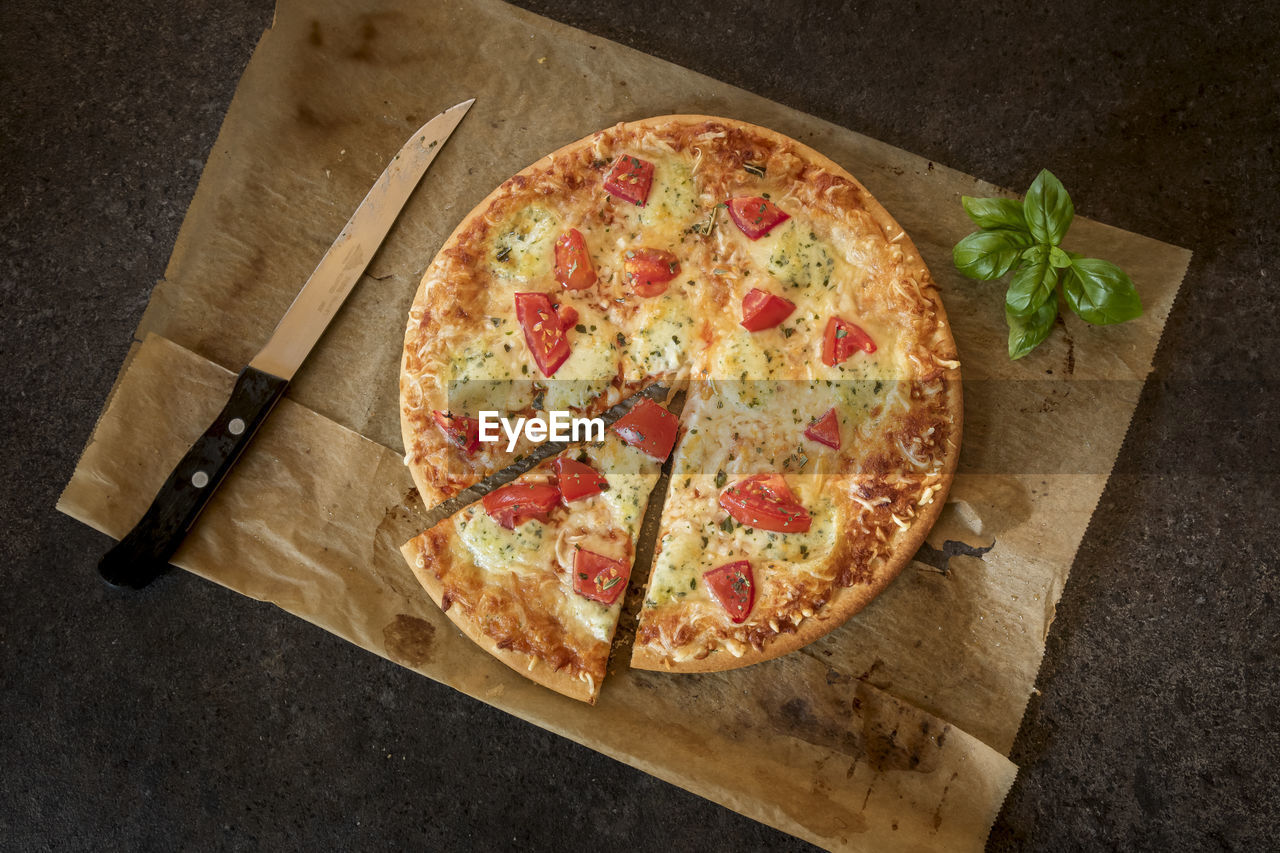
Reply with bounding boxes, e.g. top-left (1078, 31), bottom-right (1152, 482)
top-left (1024, 169), bottom-right (1074, 246)
top-left (961, 196), bottom-right (1028, 231)
top-left (1007, 297), bottom-right (1058, 360)
top-left (1063, 258), bottom-right (1143, 325)
top-left (952, 229), bottom-right (1034, 280)
top-left (1006, 245), bottom-right (1058, 316)
top-left (1049, 246), bottom-right (1072, 268)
